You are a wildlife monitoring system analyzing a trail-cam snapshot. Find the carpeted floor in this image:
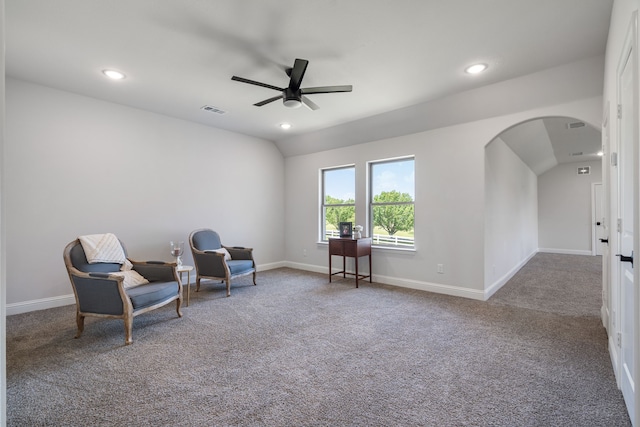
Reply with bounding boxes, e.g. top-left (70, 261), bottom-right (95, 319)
top-left (6, 253), bottom-right (631, 426)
